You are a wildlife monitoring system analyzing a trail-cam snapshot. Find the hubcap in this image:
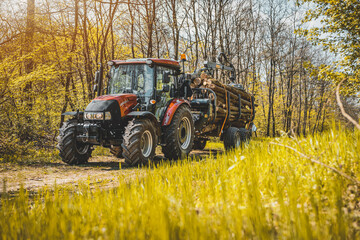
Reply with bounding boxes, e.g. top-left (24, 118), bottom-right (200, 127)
top-left (140, 130), bottom-right (153, 158)
top-left (178, 117), bottom-right (191, 150)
